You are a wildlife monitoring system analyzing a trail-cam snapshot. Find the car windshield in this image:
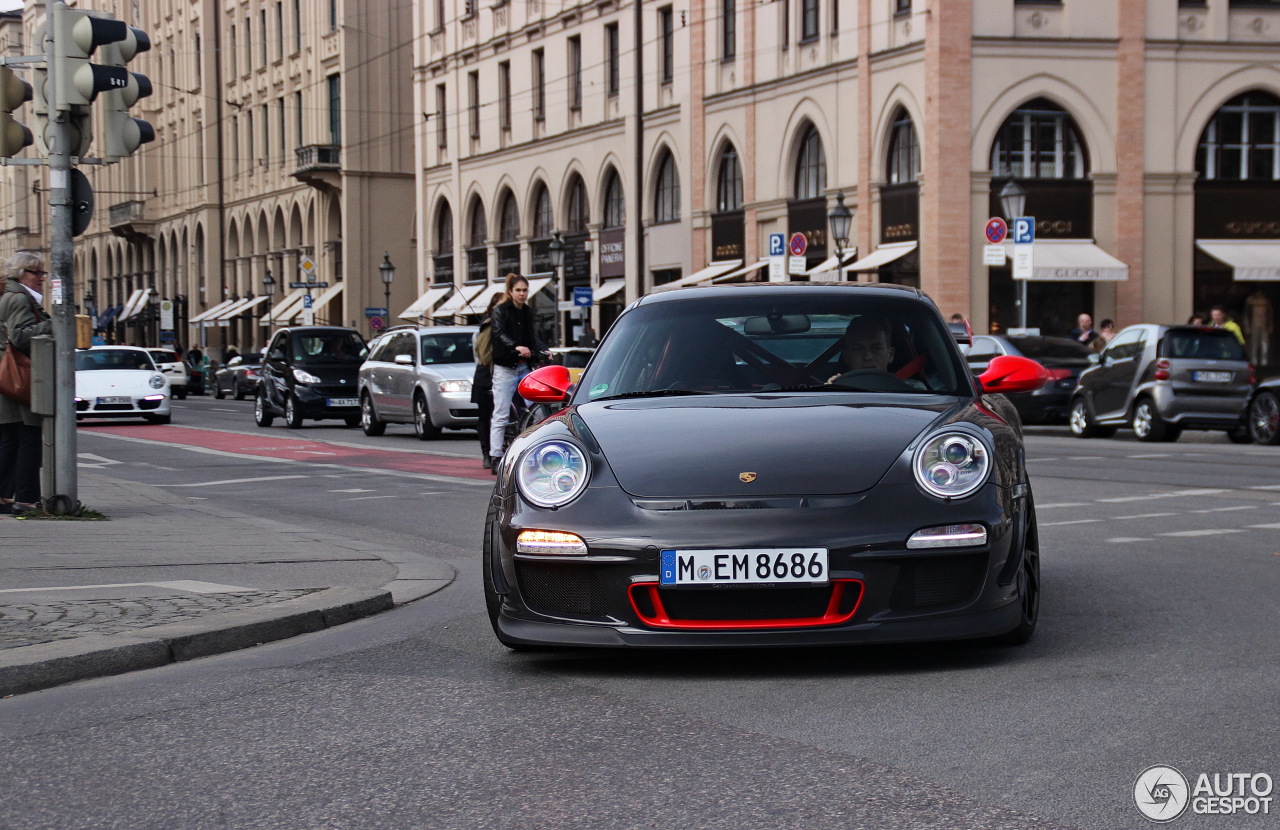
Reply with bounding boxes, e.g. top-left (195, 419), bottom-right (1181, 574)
top-left (577, 293), bottom-right (968, 400)
top-left (420, 333), bottom-right (474, 365)
top-left (1161, 329), bottom-right (1245, 361)
top-left (292, 332), bottom-right (367, 364)
top-left (148, 350), bottom-right (177, 364)
top-left (1008, 337), bottom-right (1095, 360)
top-left (77, 350), bottom-right (156, 371)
